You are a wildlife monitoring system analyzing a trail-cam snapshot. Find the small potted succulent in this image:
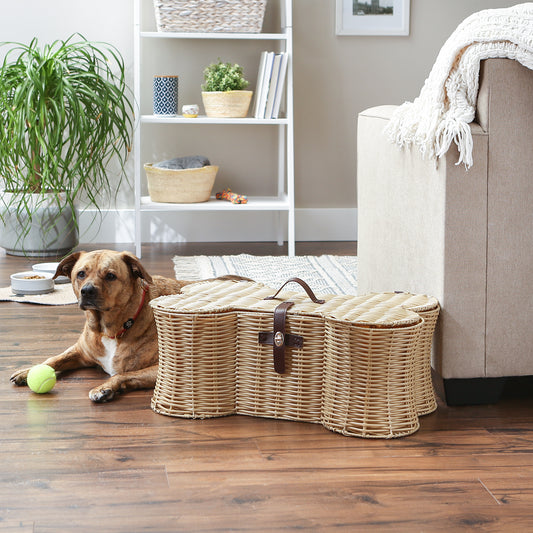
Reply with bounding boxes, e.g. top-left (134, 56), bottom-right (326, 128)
top-left (201, 59), bottom-right (252, 118)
